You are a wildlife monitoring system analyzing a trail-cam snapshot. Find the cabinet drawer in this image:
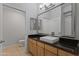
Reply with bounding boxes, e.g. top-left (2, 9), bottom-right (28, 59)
top-left (45, 44), bottom-right (57, 54)
top-left (58, 49), bottom-right (74, 56)
top-left (37, 41), bottom-right (44, 48)
top-left (45, 49), bottom-right (56, 56)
